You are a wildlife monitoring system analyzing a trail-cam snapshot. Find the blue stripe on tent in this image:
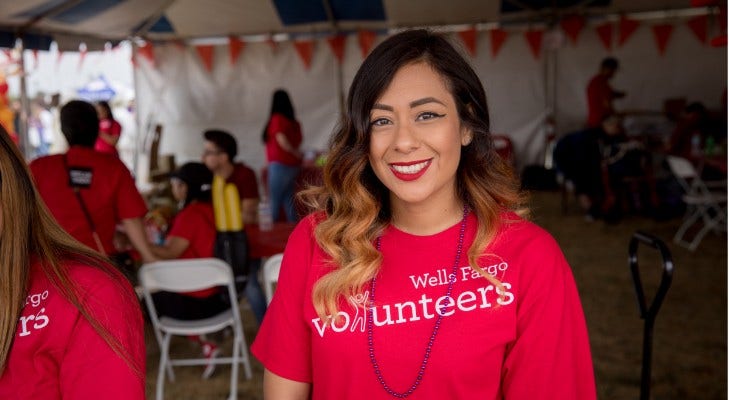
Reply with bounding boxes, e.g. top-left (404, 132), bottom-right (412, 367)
top-left (330, 0), bottom-right (385, 21)
top-left (501, 0), bottom-right (610, 13)
top-left (148, 15), bottom-right (175, 33)
top-left (22, 33), bottom-right (53, 51)
top-left (12, 0), bottom-right (67, 18)
top-left (273, 0), bottom-right (328, 25)
top-left (0, 31), bottom-right (15, 48)
top-left (51, 0), bottom-right (125, 24)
